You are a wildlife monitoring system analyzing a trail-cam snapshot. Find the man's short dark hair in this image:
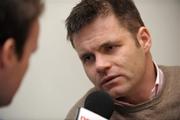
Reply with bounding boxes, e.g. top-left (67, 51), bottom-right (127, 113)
top-left (66, 0), bottom-right (145, 47)
top-left (0, 0), bottom-right (44, 59)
